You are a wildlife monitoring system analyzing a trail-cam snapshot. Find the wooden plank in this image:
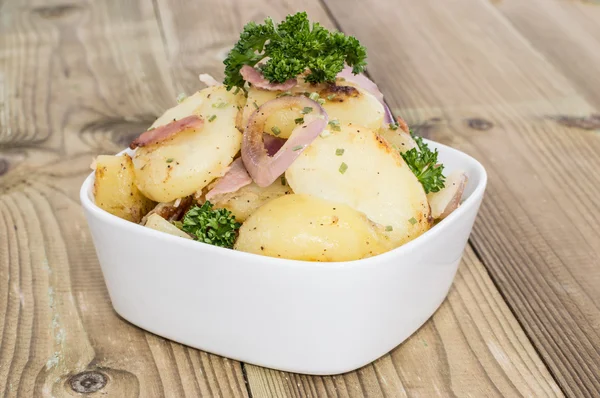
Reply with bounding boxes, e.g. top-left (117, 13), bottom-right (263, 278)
top-left (151, 0), bottom-right (563, 396)
top-left (493, 0), bottom-right (600, 112)
top-left (322, 0), bottom-right (600, 396)
top-left (0, 0), bottom-right (247, 396)
top-left (245, 248), bottom-right (563, 398)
